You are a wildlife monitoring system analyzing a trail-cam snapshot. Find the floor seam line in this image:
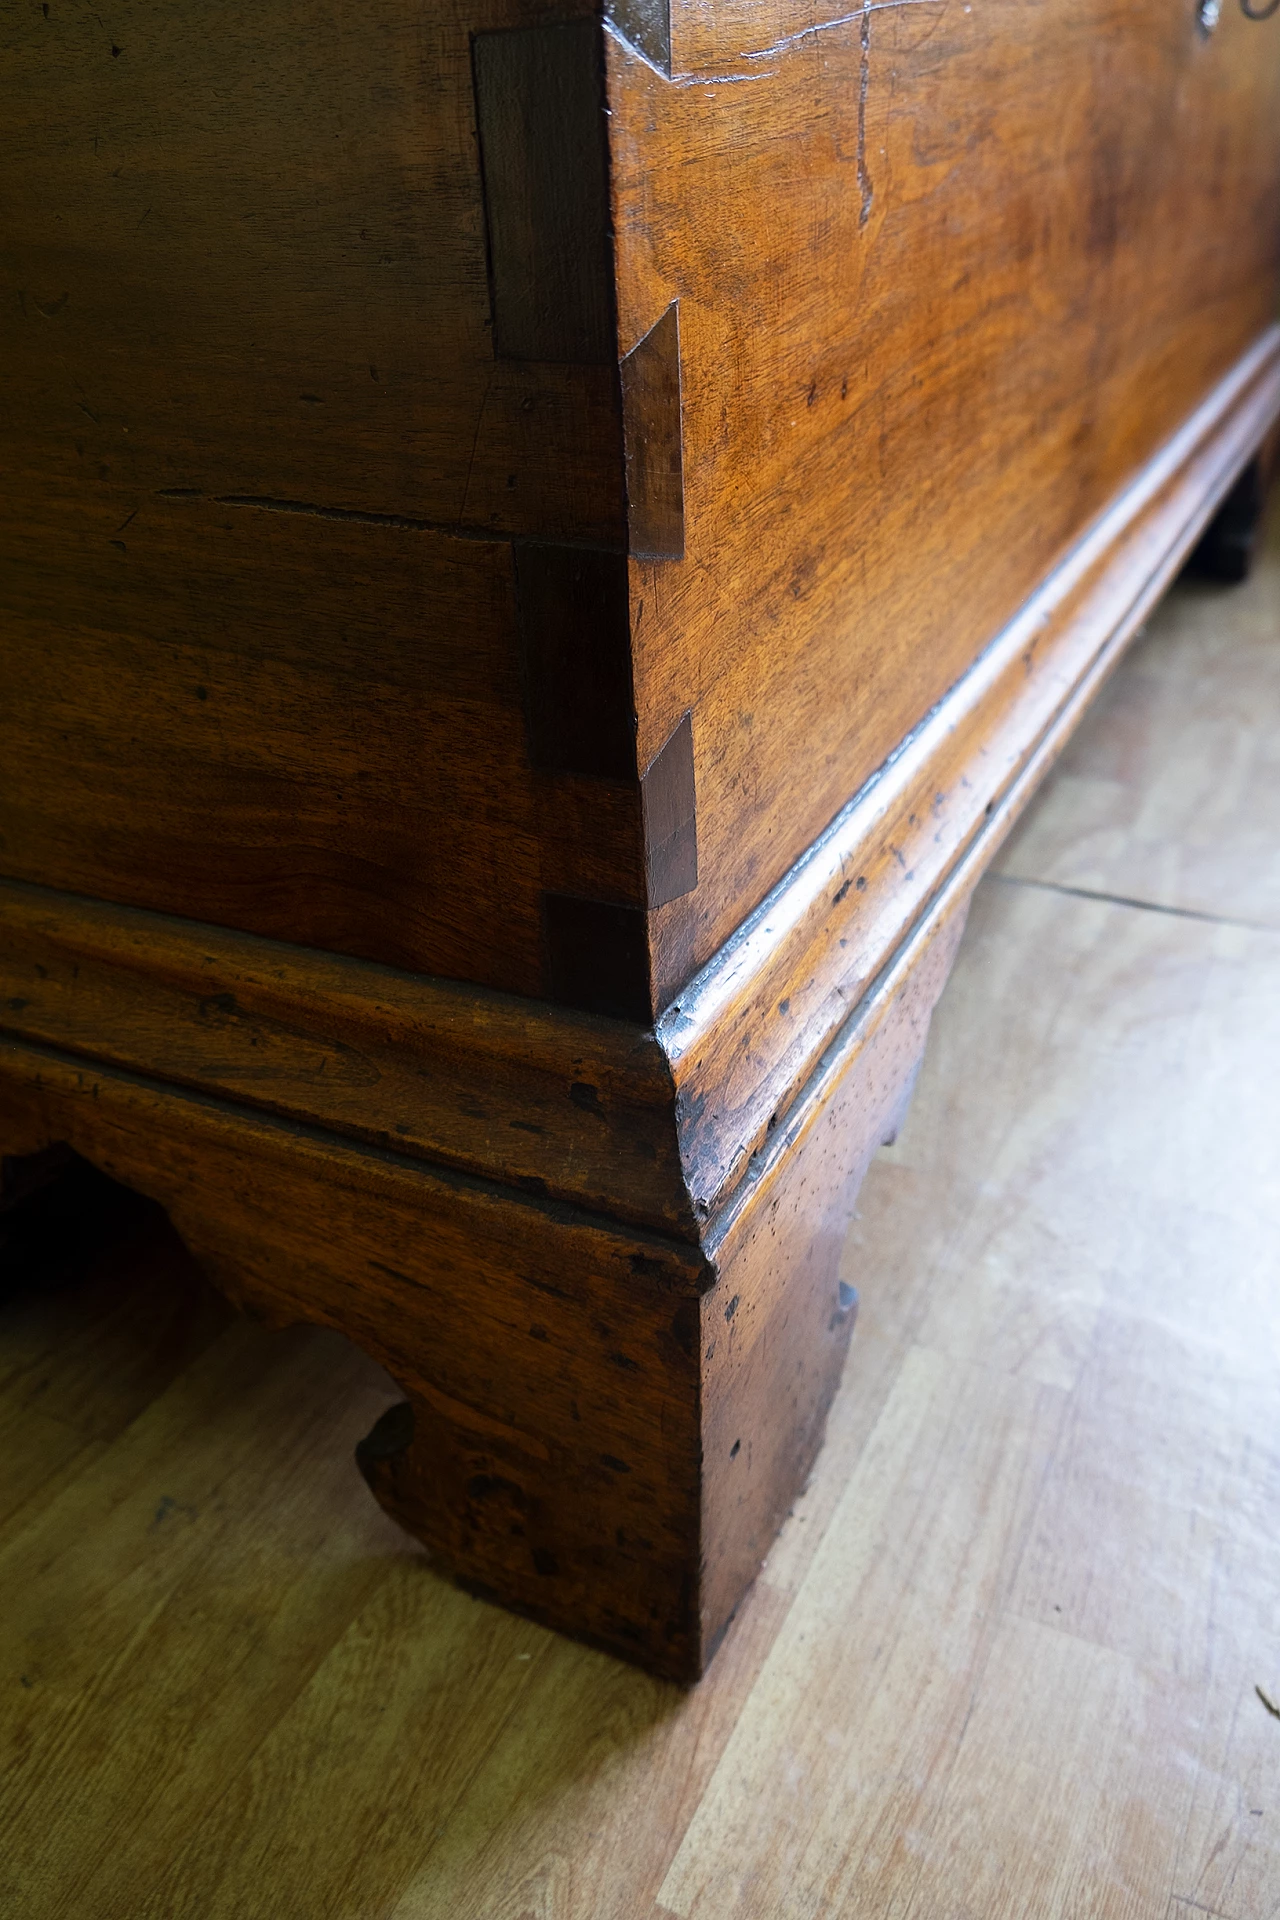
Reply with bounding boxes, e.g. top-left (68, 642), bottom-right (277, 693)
top-left (991, 872), bottom-right (1280, 936)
